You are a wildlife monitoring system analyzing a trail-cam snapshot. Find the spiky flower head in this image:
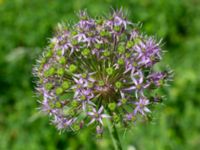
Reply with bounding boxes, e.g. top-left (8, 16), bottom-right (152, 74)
top-left (34, 9), bottom-right (172, 135)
